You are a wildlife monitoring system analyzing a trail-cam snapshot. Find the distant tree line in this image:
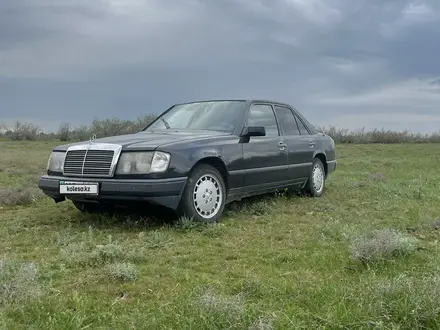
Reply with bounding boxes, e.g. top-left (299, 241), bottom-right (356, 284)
top-left (0, 116), bottom-right (440, 144)
top-left (317, 126), bottom-right (440, 144)
top-left (0, 115), bottom-right (158, 142)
